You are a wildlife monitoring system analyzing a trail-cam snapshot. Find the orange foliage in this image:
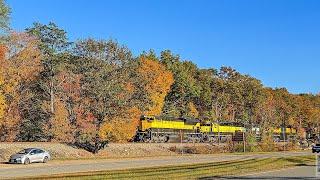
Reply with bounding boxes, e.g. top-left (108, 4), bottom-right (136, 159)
top-left (4, 33), bottom-right (42, 92)
top-left (74, 105), bottom-right (97, 141)
top-left (0, 45), bottom-right (7, 126)
top-left (137, 57), bottom-right (174, 115)
top-left (0, 45), bottom-right (6, 59)
top-left (99, 107), bottom-right (141, 142)
top-left (186, 102), bottom-right (199, 118)
top-left (0, 92), bottom-right (5, 123)
top-left (50, 99), bottom-right (74, 142)
top-left (57, 71), bottom-right (82, 100)
top-left (0, 33), bottom-right (42, 141)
